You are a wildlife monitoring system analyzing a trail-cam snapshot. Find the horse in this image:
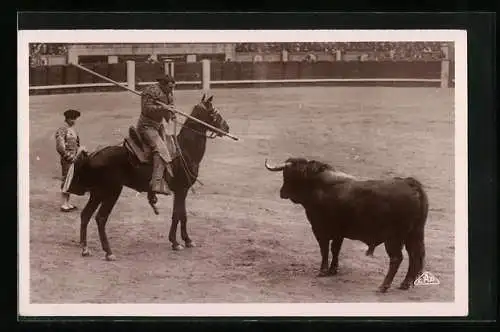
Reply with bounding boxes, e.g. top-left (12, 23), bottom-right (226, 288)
top-left (68, 94), bottom-right (230, 261)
